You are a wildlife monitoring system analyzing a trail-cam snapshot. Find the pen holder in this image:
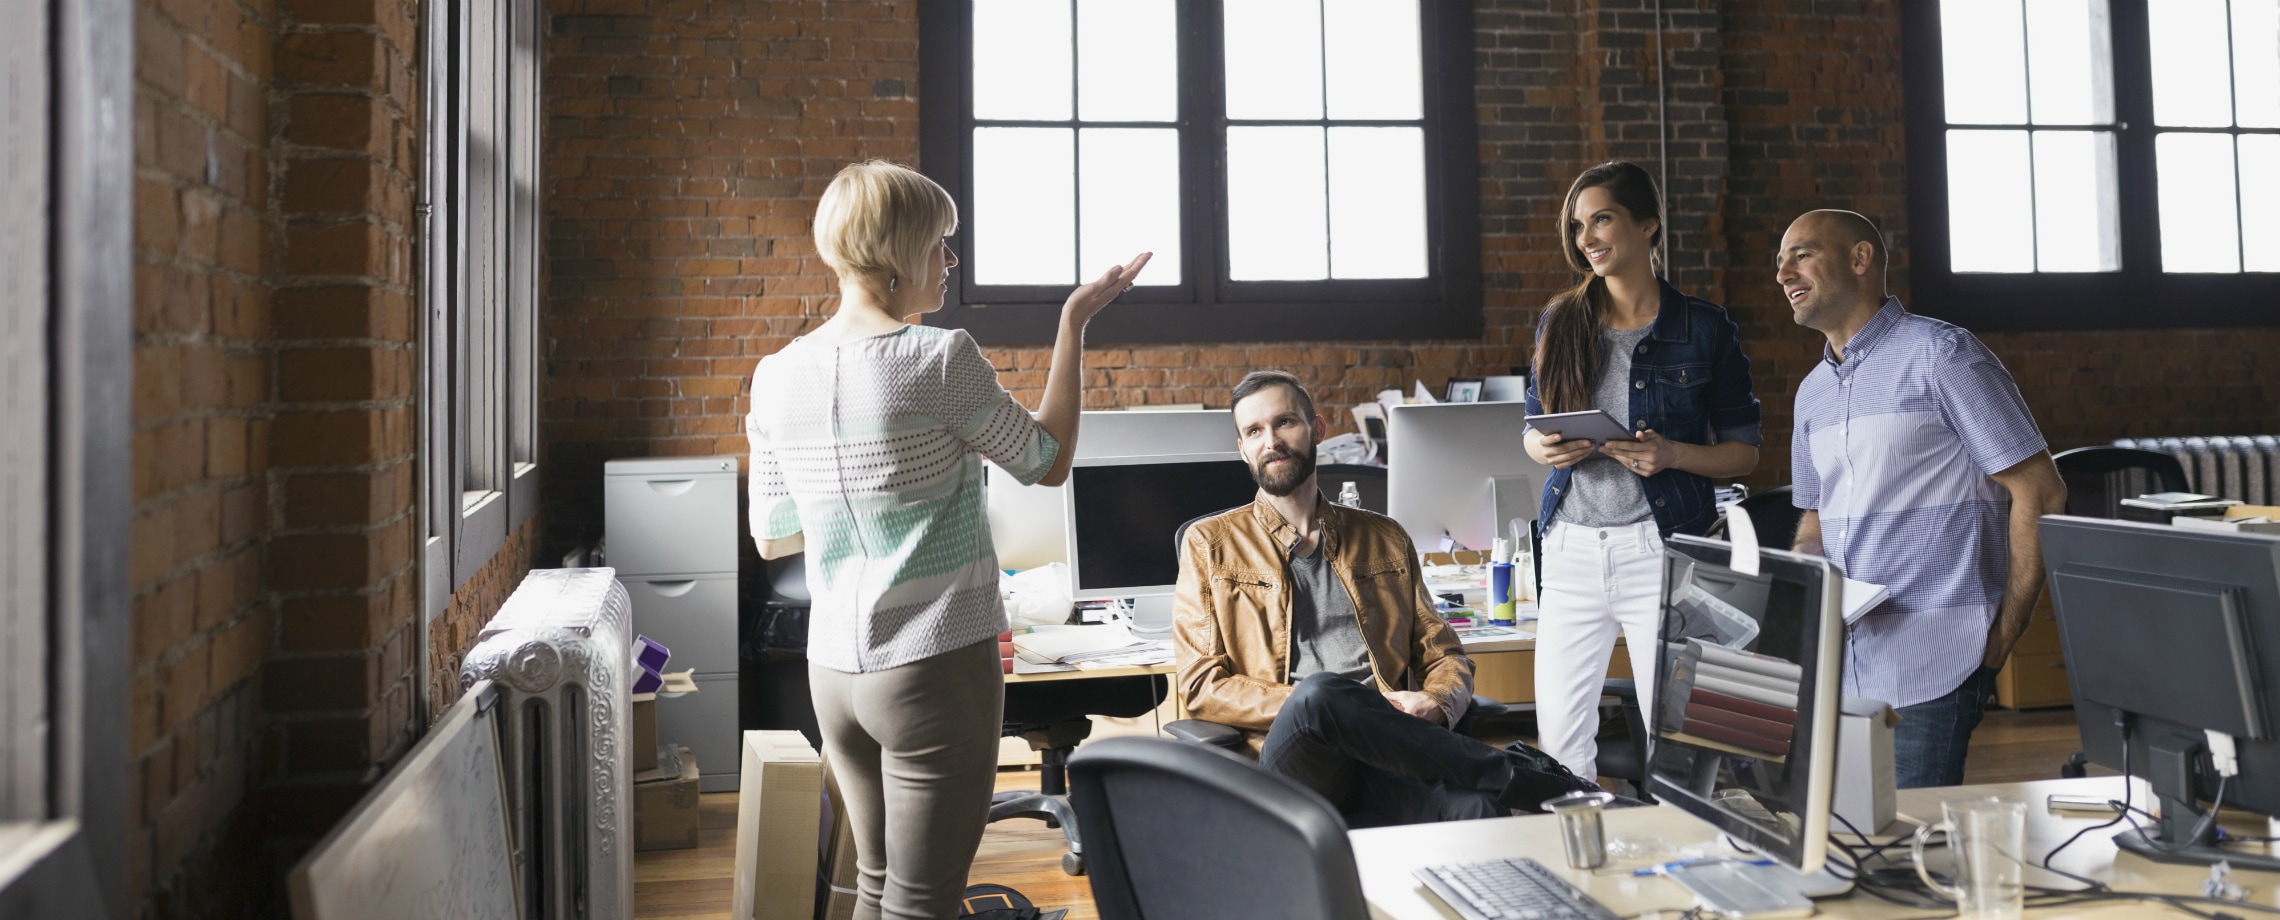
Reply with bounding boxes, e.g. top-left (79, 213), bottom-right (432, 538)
top-left (1548, 790), bottom-right (1614, 870)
